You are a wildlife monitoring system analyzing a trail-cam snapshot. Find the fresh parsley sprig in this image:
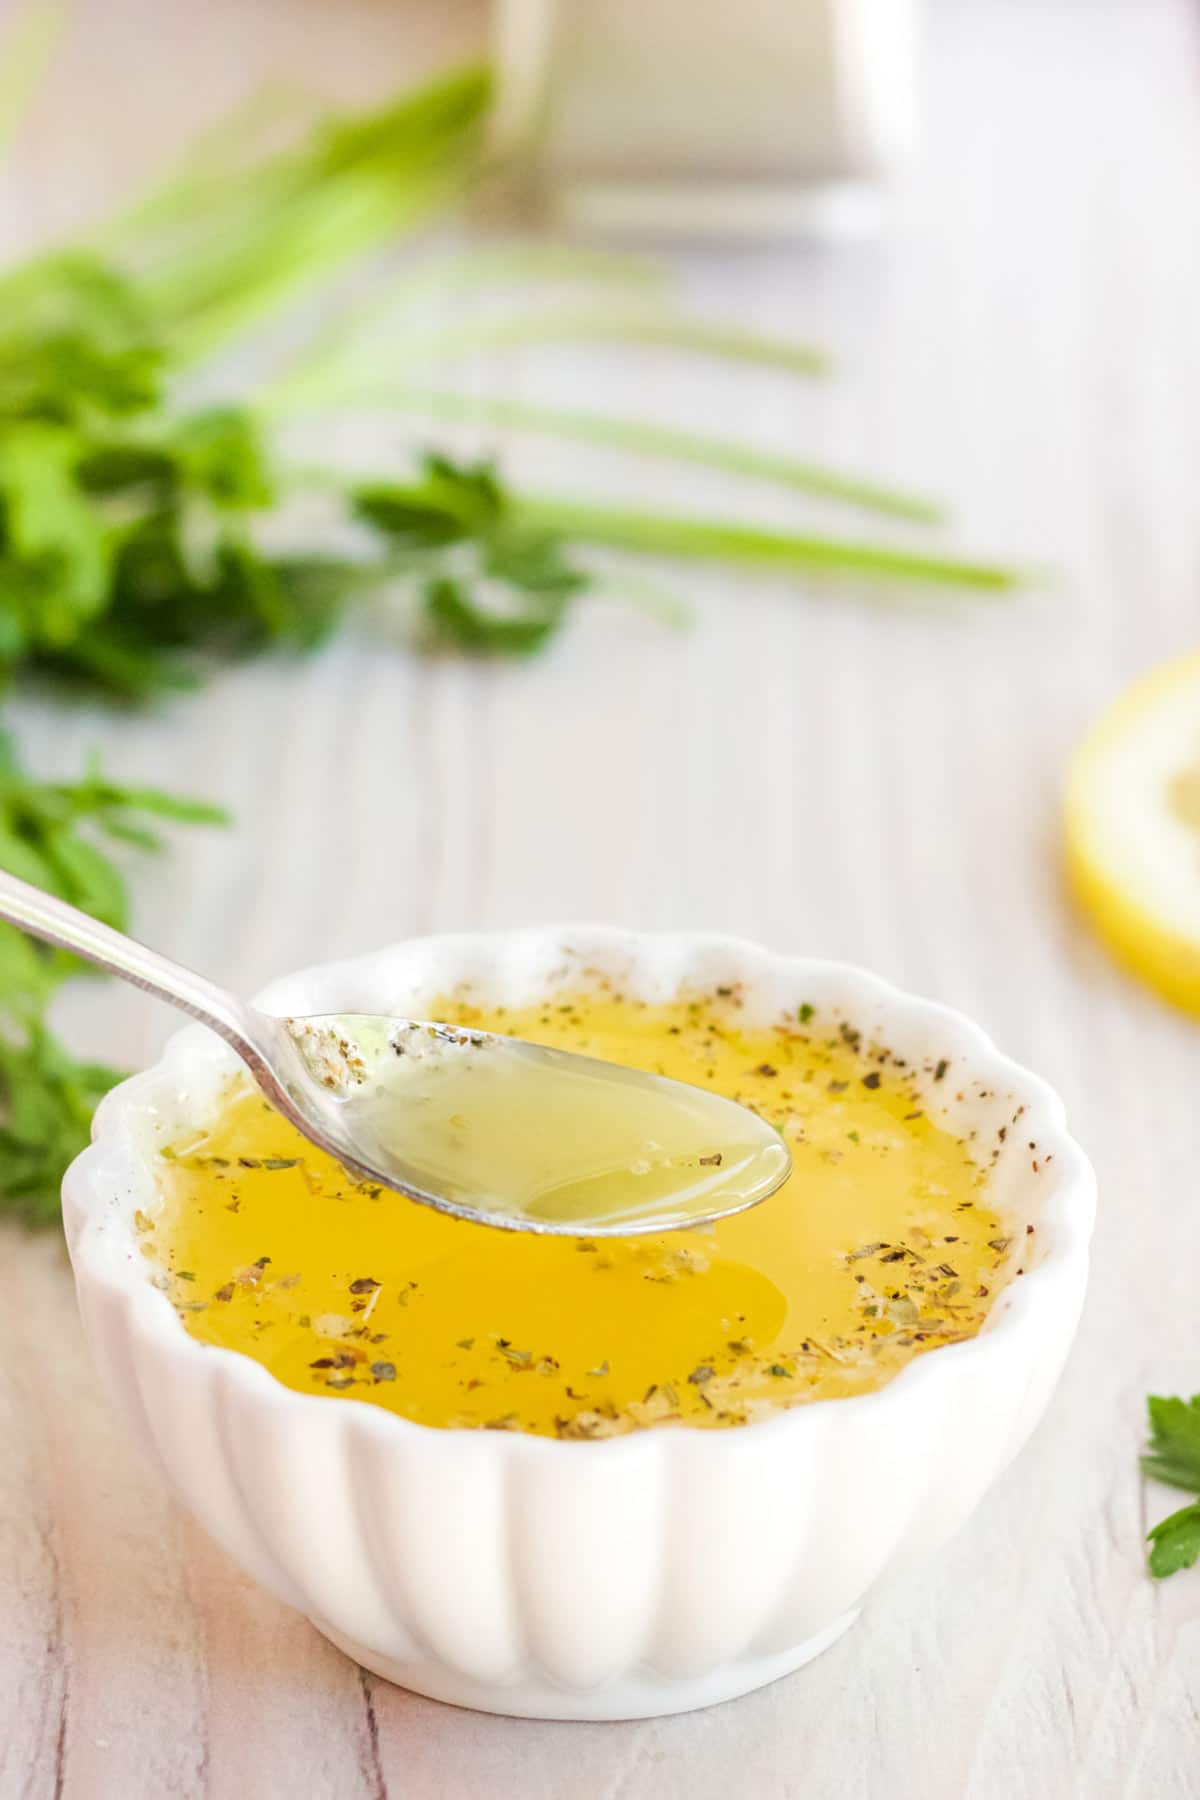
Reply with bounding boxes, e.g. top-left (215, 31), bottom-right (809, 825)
top-left (355, 455), bottom-right (592, 655)
top-left (1142, 1394), bottom-right (1200, 1578)
top-left (0, 1020), bottom-right (124, 1228)
top-left (0, 730), bottom-right (226, 1223)
top-left (0, 268), bottom-right (362, 701)
top-left (0, 730), bottom-right (226, 925)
